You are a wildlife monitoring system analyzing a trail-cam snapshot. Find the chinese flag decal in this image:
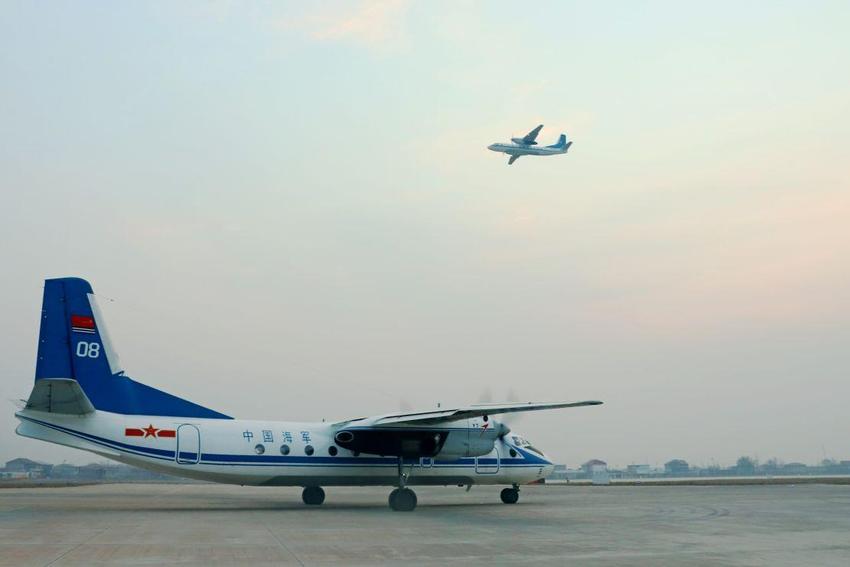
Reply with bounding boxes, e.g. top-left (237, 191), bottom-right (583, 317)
top-left (125, 425), bottom-right (176, 439)
top-left (70, 314), bottom-right (96, 334)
